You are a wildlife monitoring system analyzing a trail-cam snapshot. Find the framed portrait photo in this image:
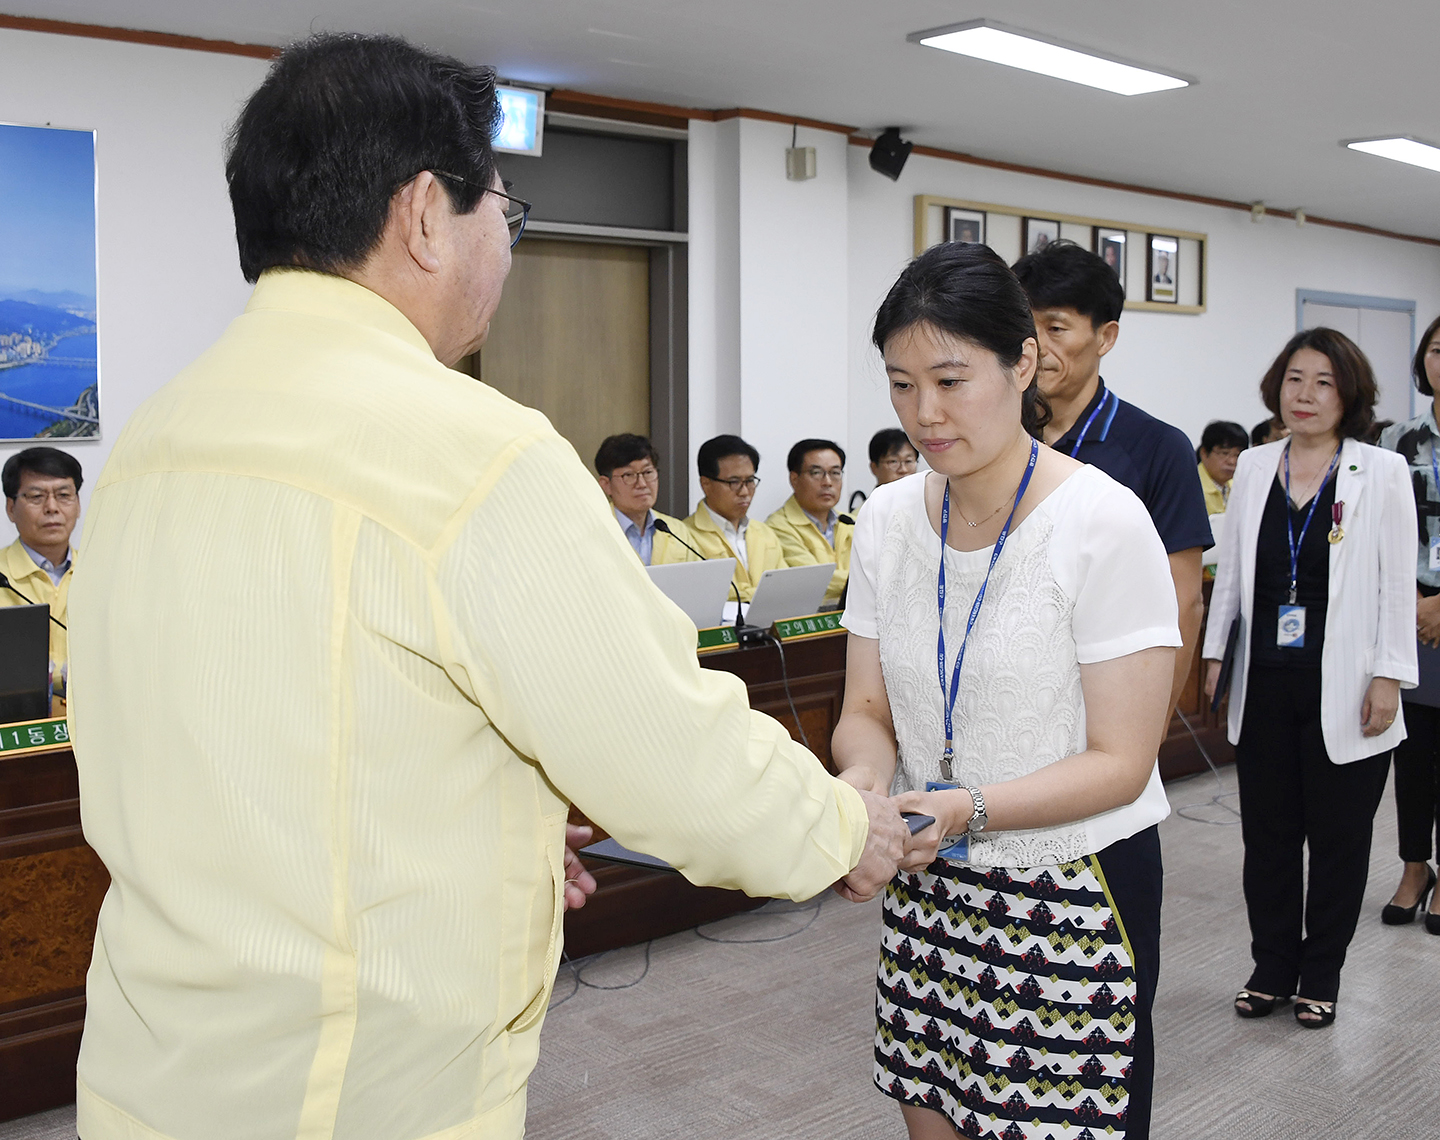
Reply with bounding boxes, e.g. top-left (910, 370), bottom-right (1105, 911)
top-left (1022, 216), bottom-right (1060, 255)
top-left (1148, 234), bottom-right (1178, 303)
top-left (1093, 227), bottom-right (1128, 293)
top-left (944, 207), bottom-right (986, 246)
